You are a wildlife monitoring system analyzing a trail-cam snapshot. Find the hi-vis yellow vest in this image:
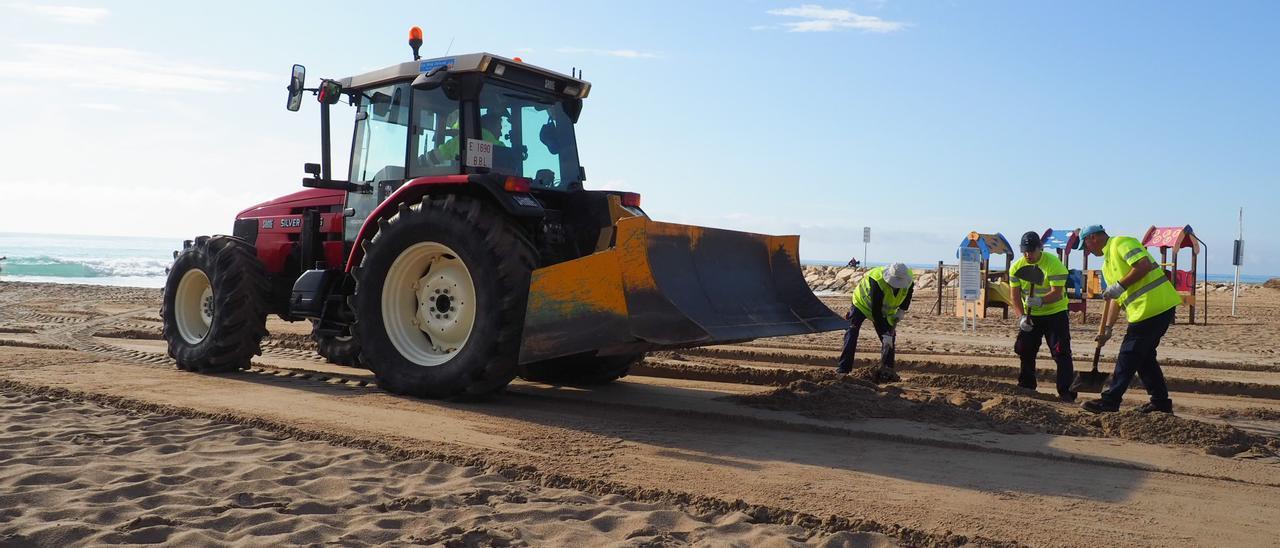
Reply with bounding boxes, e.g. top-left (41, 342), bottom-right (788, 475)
top-left (1103, 236), bottom-right (1181, 323)
top-left (852, 267), bottom-right (911, 325)
top-left (1010, 253), bottom-right (1070, 316)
